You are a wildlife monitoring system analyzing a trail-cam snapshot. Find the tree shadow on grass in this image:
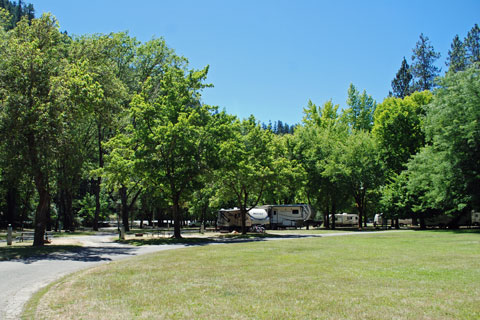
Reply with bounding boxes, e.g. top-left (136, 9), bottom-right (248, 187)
top-left (117, 237), bottom-right (215, 246)
top-left (117, 233), bottom-right (322, 246)
top-left (0, 245), bottom-right (141, 264)
top-left (413, 228), bottom-right (480, 234)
